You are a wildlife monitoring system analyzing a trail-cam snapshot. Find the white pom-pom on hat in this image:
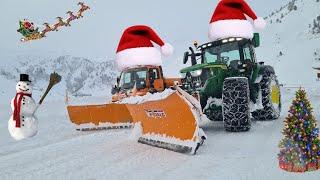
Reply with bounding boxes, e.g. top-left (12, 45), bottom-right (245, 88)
top-left (161, 43), bottom-right (174, 57)
top-left (254, 17), bottom-right (266, 31)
